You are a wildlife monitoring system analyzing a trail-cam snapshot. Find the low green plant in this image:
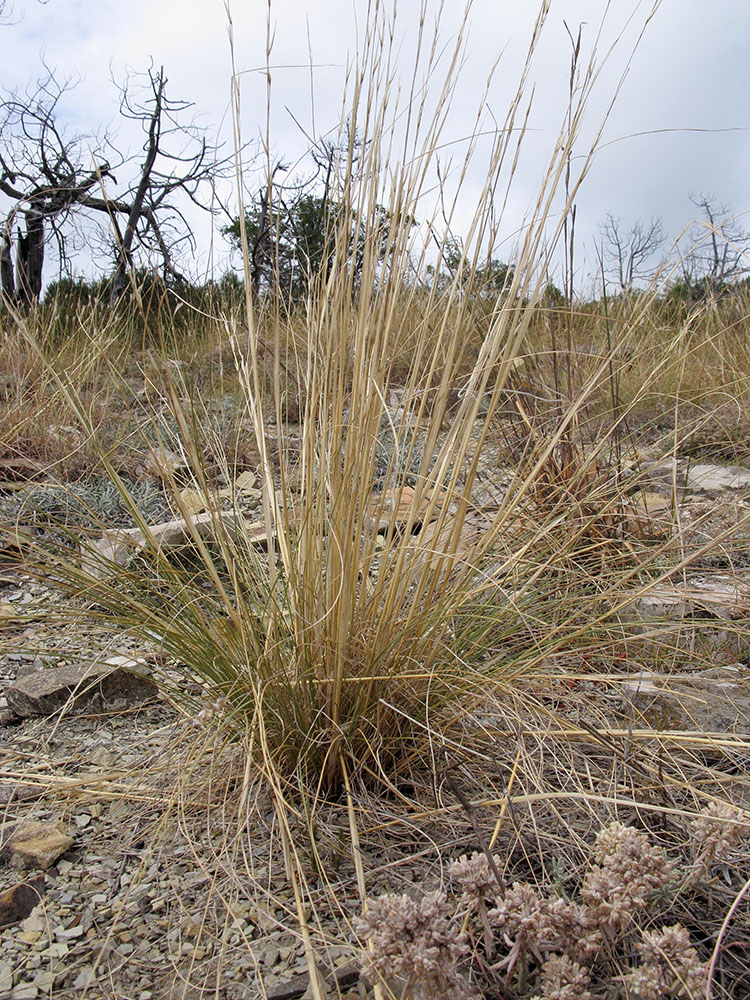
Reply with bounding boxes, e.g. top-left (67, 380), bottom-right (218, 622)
top-left (2, 476), bottom-right (171, 532)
